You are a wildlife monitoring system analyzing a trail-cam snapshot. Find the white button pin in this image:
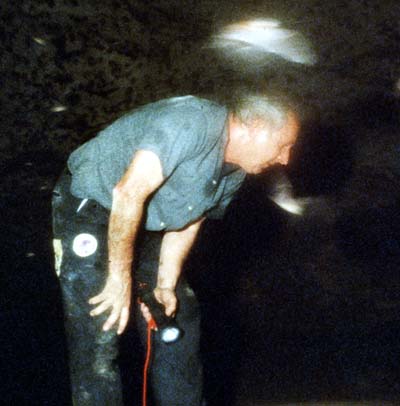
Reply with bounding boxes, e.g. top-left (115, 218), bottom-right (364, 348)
top-left (72, 233), bottom-right (98, 257)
